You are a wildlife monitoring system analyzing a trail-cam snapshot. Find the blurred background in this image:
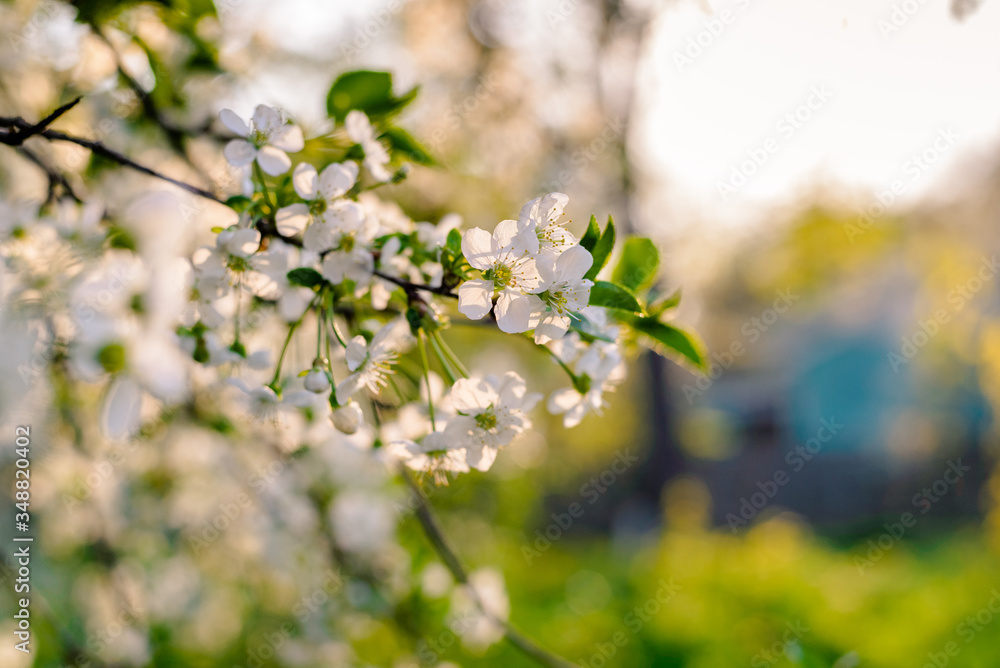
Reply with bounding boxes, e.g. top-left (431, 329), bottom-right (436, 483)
top-left (3, 0), bottom-right (1000, 666)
